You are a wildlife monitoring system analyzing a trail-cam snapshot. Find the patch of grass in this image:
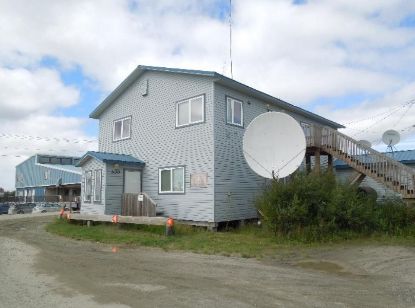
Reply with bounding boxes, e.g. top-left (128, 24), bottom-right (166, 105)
top-left (46, 219), bottom-right (415, 258)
